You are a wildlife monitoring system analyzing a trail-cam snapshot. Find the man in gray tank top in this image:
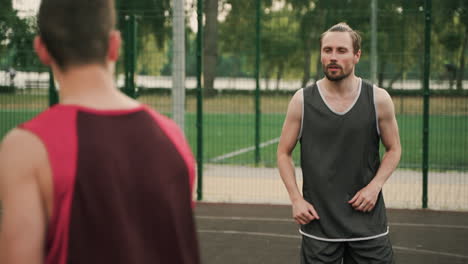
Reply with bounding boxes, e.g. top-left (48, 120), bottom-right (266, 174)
top-left (277, 22), bottom-right (401, 263)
